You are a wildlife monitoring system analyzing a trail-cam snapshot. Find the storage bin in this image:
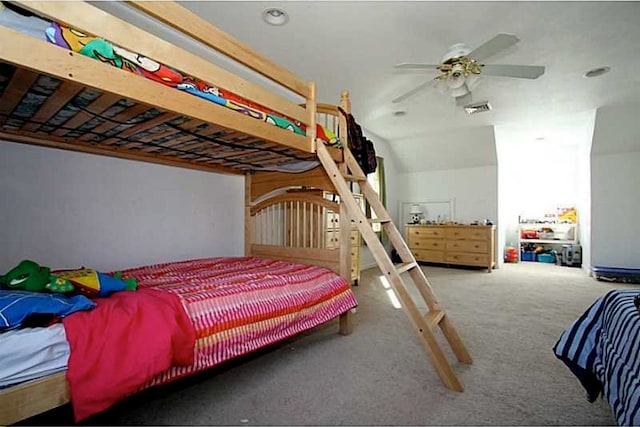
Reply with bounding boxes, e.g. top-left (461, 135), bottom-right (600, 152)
top-left (521, 251), bottom-right (537, 262)
top-left (537, 253), bottom-right (556, 263)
